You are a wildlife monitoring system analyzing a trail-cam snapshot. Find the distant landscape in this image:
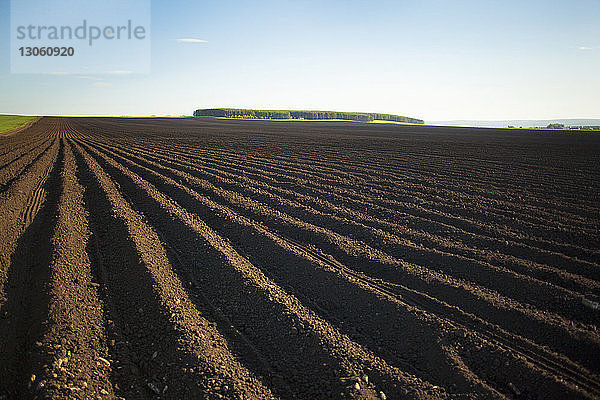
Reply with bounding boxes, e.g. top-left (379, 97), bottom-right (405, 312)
top-left (429, 119), bottom-right (600, 129)
top-left (194, 108), bottom-right (424, 124)
top-left (0, 114), bottom-right (38, 133)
